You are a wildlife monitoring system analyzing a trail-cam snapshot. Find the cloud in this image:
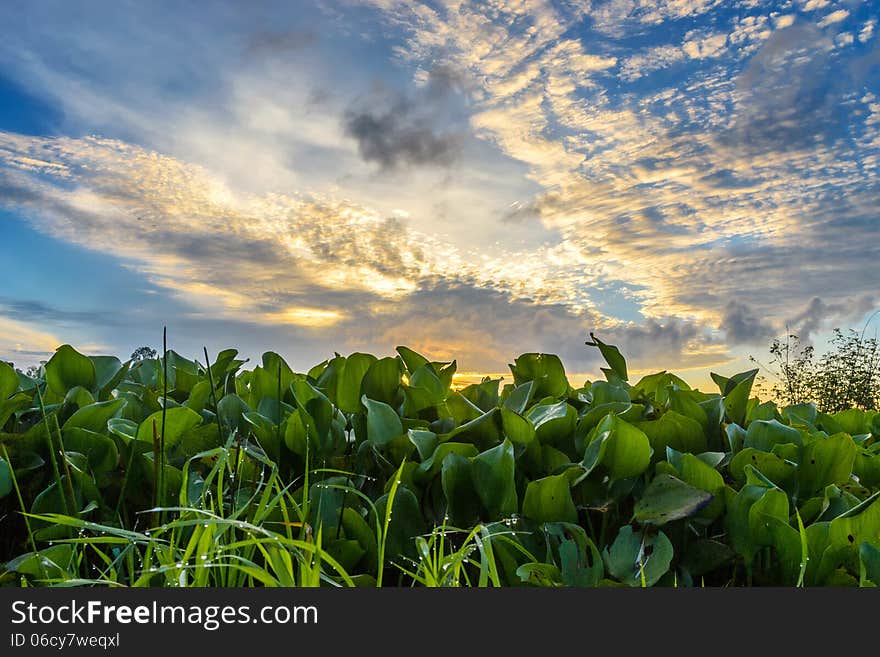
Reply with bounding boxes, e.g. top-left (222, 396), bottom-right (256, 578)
top-left (725, 24), bottom-right (851, 154)
top-left (342, 69), bottom-right (467, 169)
top-left (818, 10), bottom-right (850, 29)
top-left (0, 297), bottom-right (116, 327)
top-left (718, 301), bottom-right (775, 344)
